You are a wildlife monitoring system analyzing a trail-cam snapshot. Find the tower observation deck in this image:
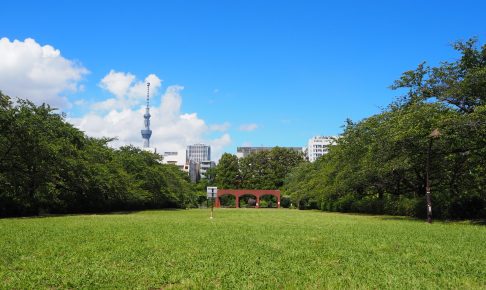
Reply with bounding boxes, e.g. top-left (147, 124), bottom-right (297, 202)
top-left (141, 82), bottom-right (152, 148)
